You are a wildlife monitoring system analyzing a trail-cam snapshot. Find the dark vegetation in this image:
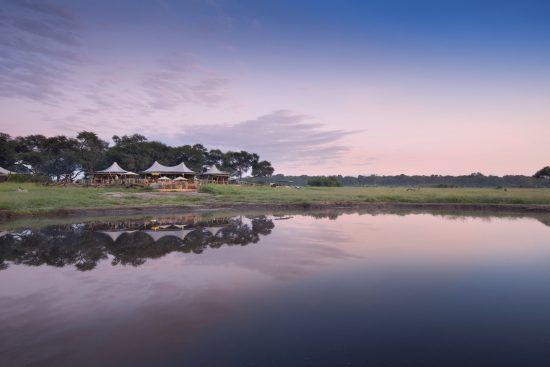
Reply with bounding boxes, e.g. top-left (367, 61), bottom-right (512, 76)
top-left (0, 132), bottom-right (274, 182)
top-left (0, 216), bottom-right (275, 271)
top-left (249, 171), bottom-right (550, 188)
top-left (534, 166), bottom-right (550, 179)
top-left (307, 176), bottom-right (343, 187)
